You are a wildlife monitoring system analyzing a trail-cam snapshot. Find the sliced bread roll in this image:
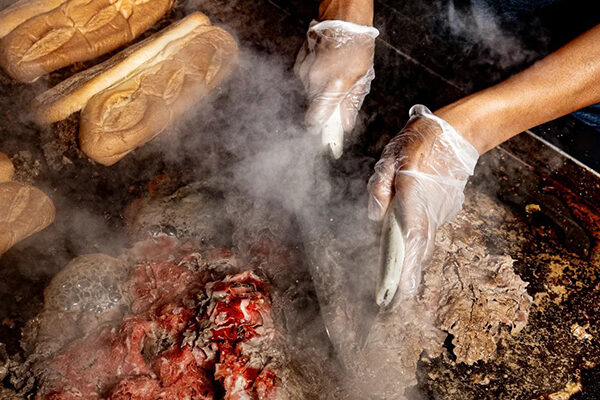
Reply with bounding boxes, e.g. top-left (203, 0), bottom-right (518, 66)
top-left (34, 12), bottom-right (238, 166)
top-left (0, 0), bottom-right (174, 82)
top-left (0, 152), bottom-right (14, 182)
top-left (0, 181), bottom-right (56, 255)
top-left (80, 24), bottom-right (238, 165)
top-left (0, 0), bottom-right (68, 39)
top-left (32, 12), bottom-right (212, 124)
